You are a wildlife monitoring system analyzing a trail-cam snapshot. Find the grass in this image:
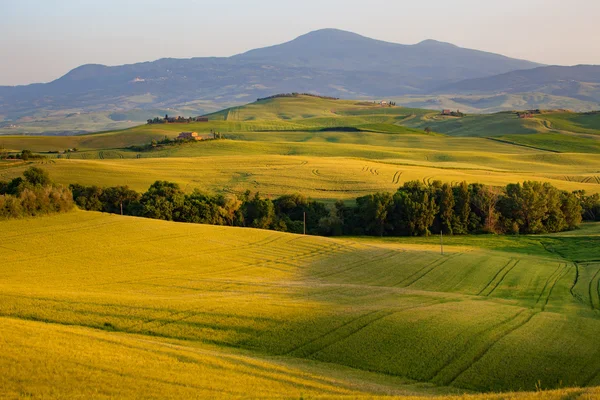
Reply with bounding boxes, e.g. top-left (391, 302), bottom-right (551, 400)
top-left (1, 211), bottom-right (600, 398)
top-left (0, 96), bottom-right (598, 203)
top-left (2, 137), bottom-right (600, 200)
